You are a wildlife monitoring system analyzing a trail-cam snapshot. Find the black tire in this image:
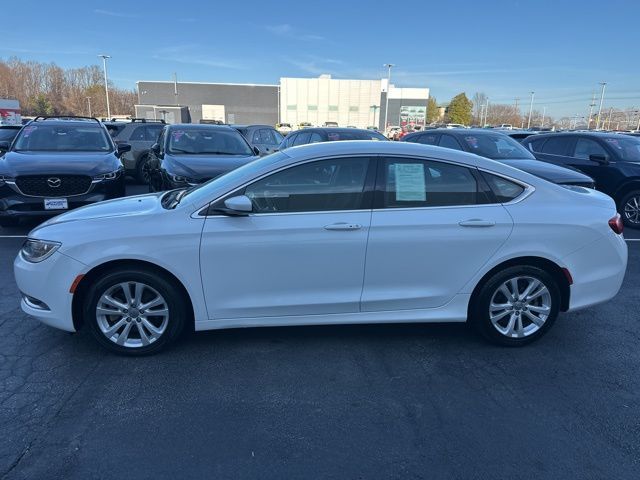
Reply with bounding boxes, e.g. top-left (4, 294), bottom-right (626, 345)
top-left (470, 265), bottom-right (560, 346)
top-left (0, 217), bottom-right (19, 228)
top-left (83, 268), bottom-right (187, 355)
top-left (135, 153), bottom-right (152, 184)
top-left (619, 190), bottom-right (640, 229)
